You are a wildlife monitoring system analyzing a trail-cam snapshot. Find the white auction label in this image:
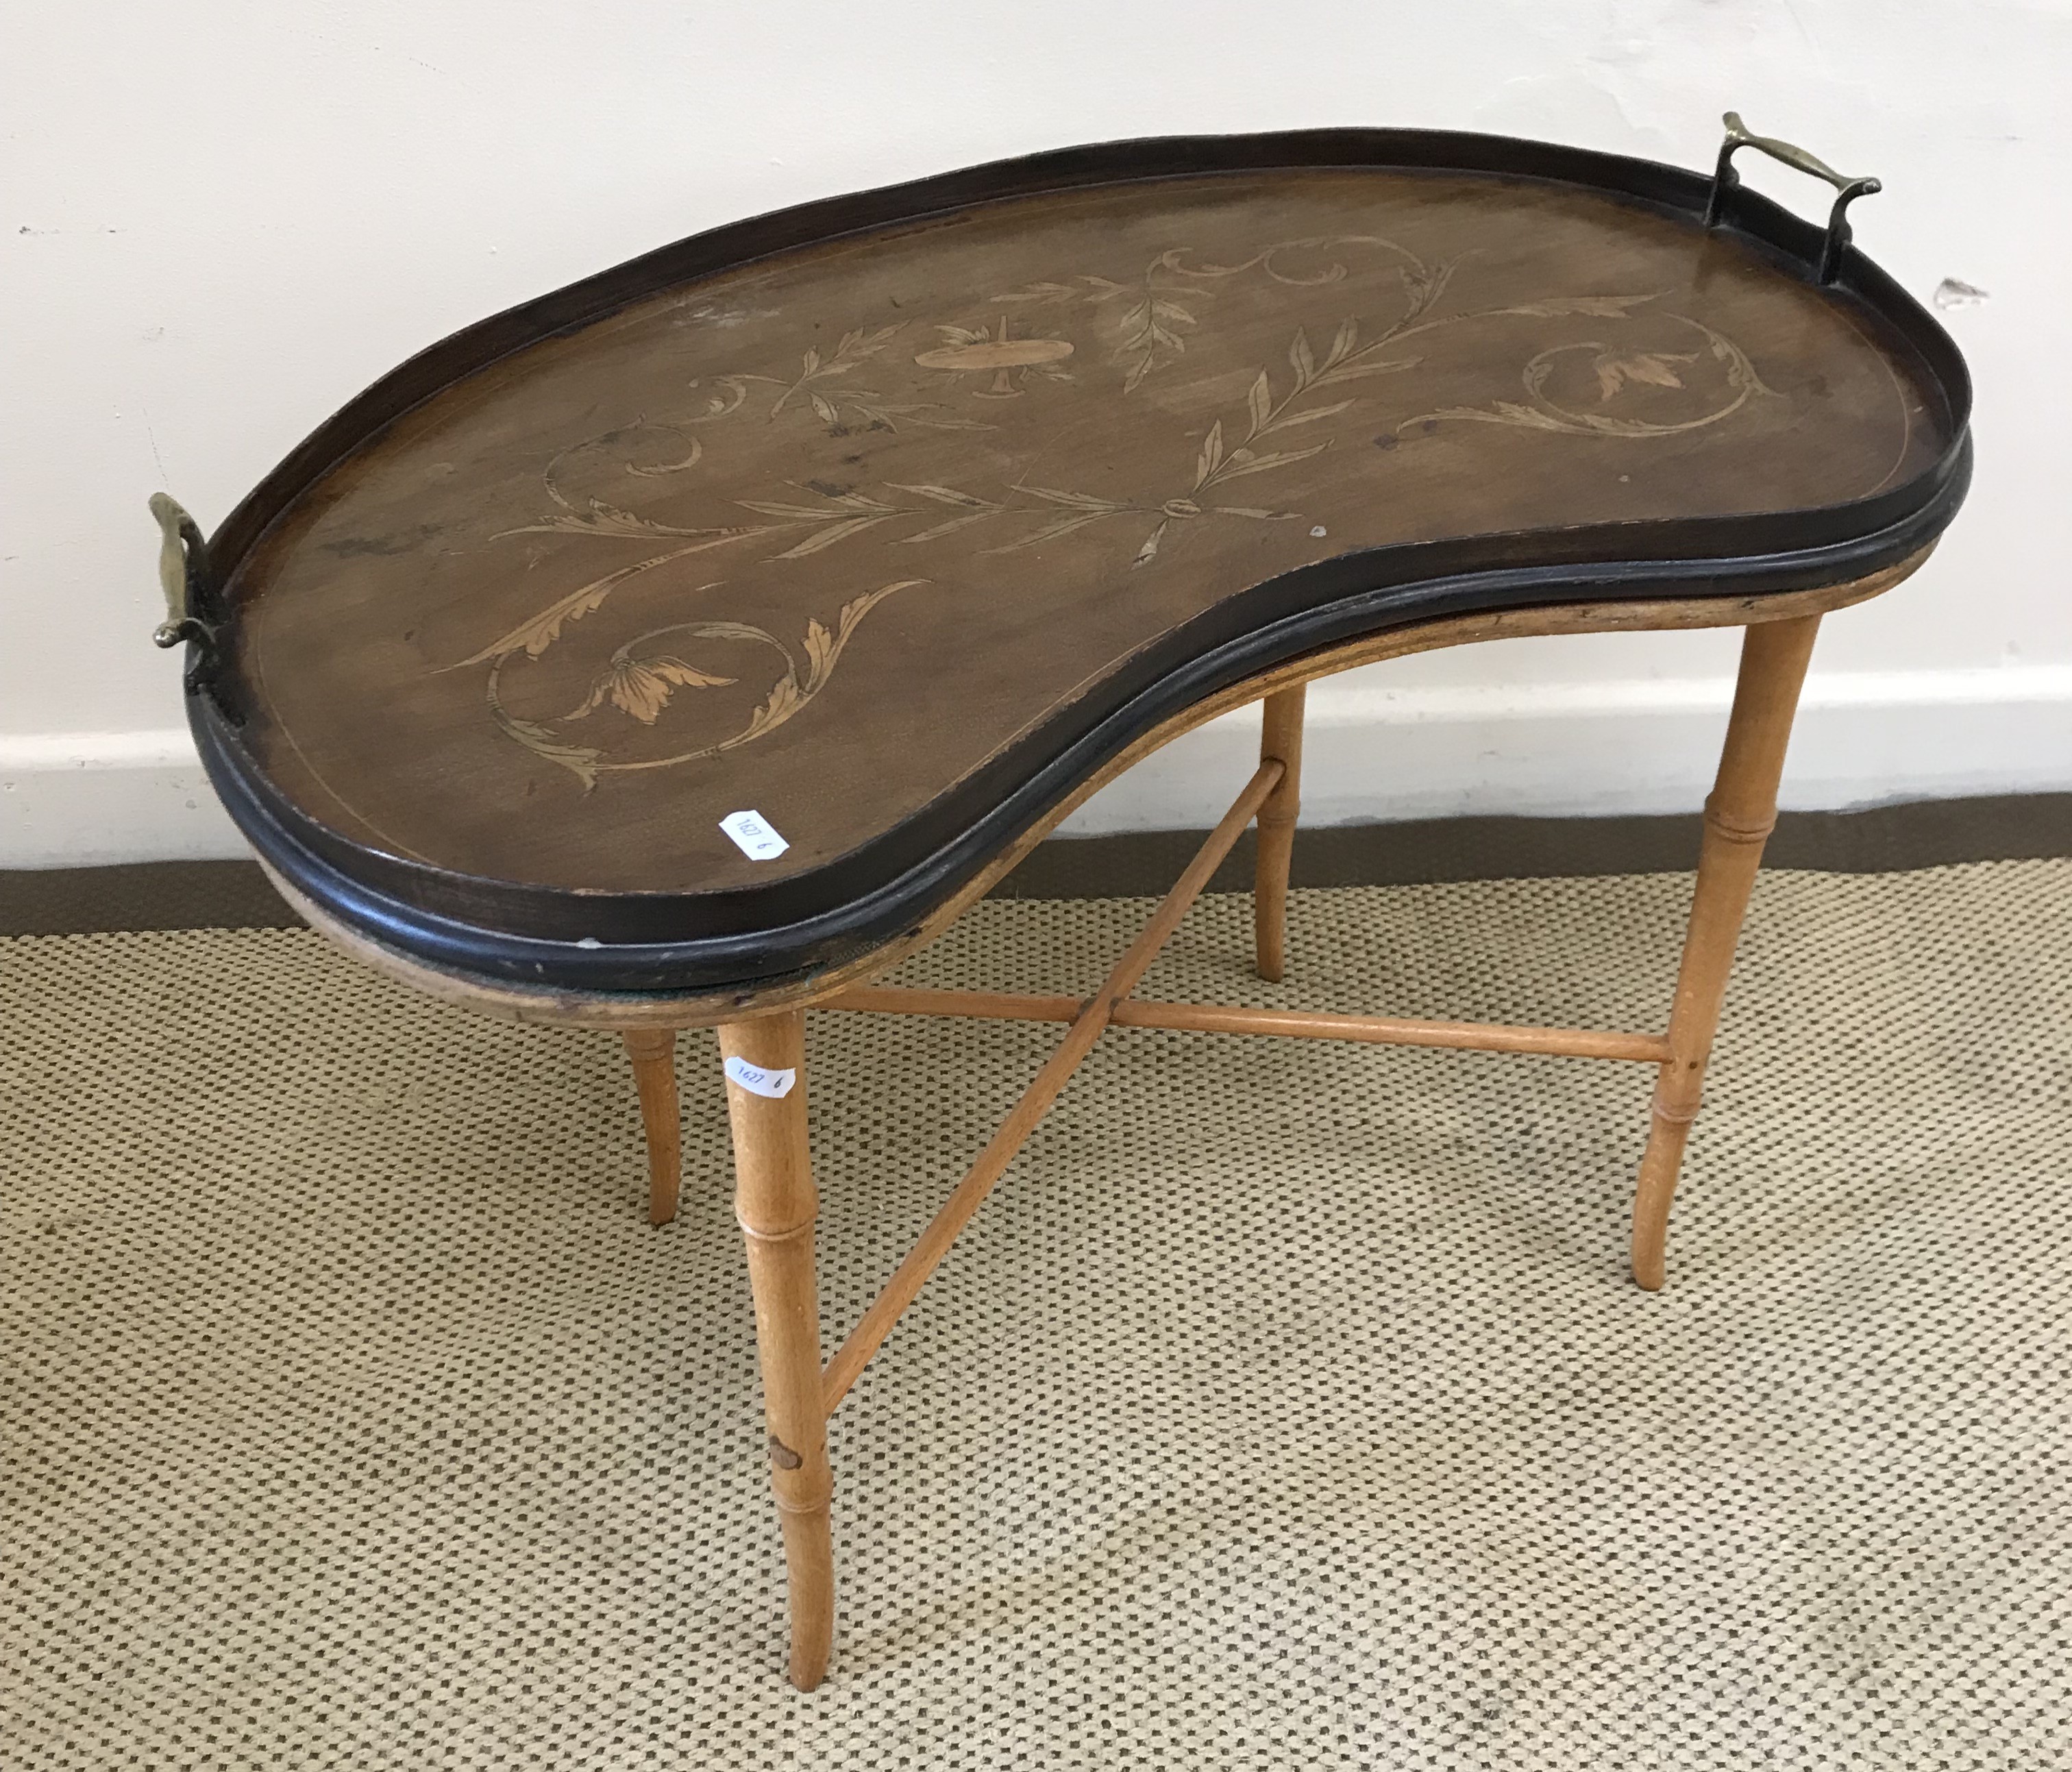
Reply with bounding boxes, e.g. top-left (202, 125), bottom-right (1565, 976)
top-left (719, 809), bottom-right (789, 861)
top-left (723, 1055), bottom-right (796, 1098)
